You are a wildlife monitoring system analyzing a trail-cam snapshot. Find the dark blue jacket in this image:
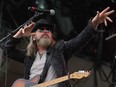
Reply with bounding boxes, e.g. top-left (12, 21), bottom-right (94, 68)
top-left (4, 20), bottom-right (97, 87)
